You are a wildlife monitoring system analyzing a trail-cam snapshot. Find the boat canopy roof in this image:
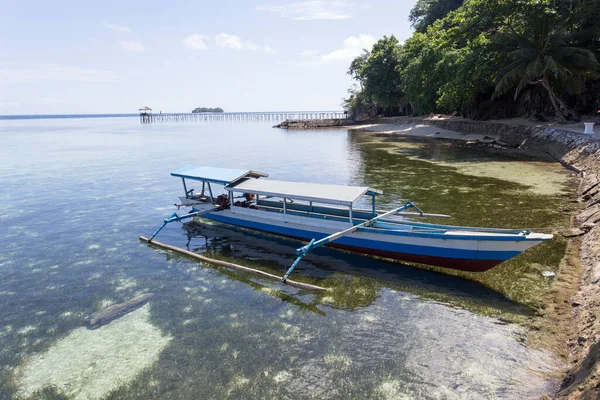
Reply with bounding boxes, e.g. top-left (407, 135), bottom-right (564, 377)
top-left (228, 179), bottom-right (382, 206)
top-left (171, 166), bottom-right (268, 186)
